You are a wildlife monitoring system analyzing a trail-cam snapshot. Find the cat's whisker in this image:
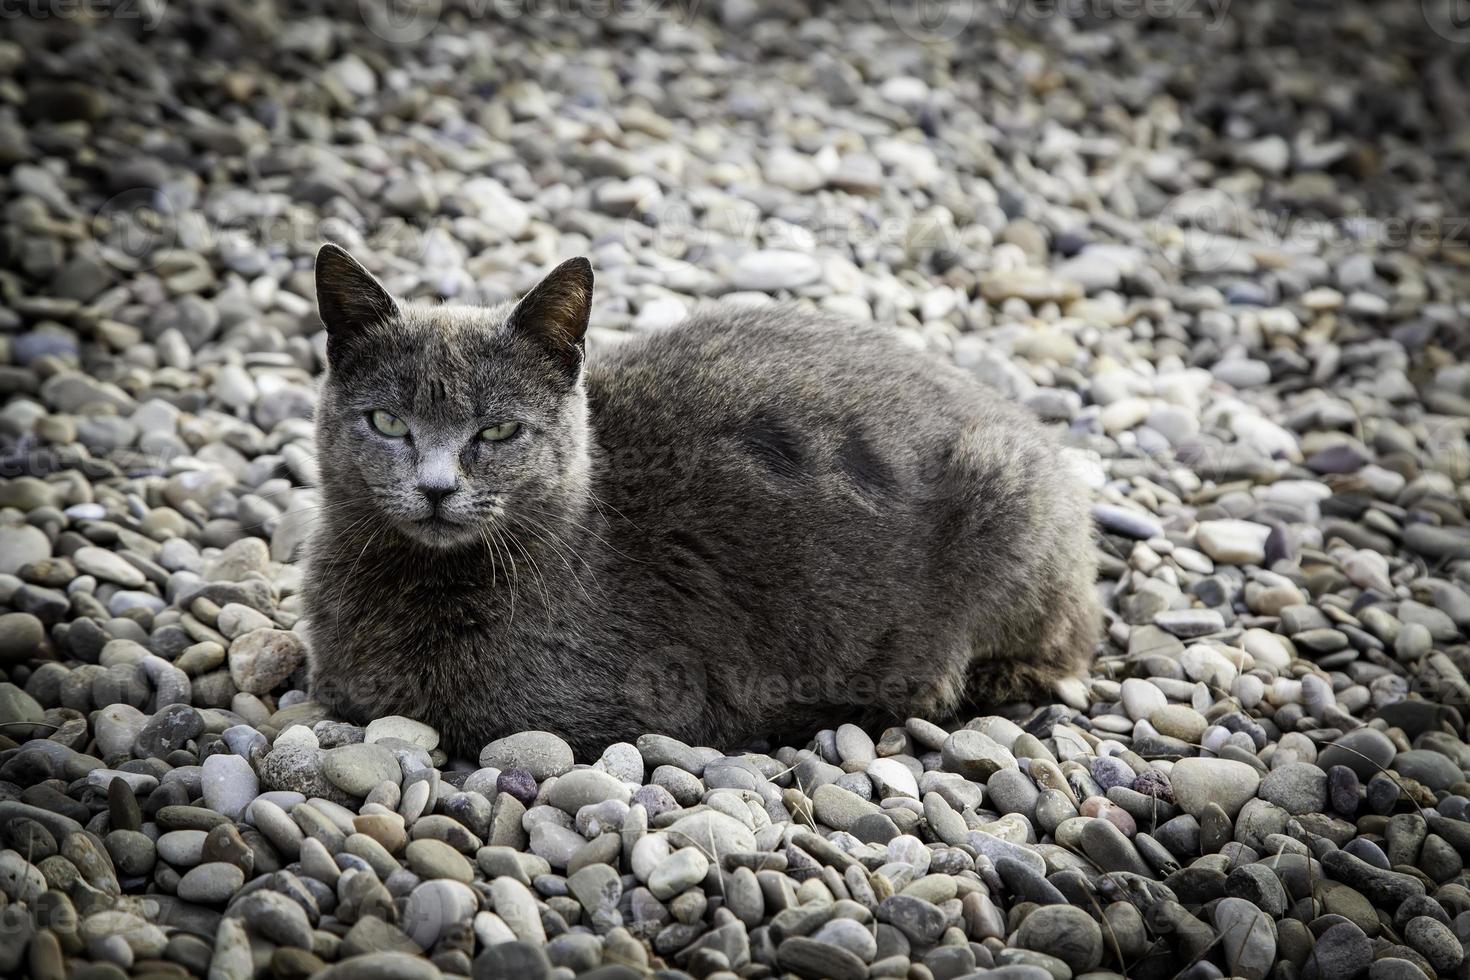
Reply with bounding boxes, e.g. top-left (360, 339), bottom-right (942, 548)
top-left (513, 501), bottom-right (643, 564)
top-left (477, 525), bottom-right (502, 591)
top-left (586, 486), bottom-right (642, 533)
top-left (502, 529), bottom-right (555, 630)
top-left (229, 503), bottom-right (359, 534)
top-left (486, 524), bottom-right (517, 630)
top-left (479, 528), bottom-right (520, 628)
top-left (244, 484), bottom-right (318, 501)
top-left (508, 512), bottom-right (602, 606)
top-left (511, 514), bottom-right (595, 578)
top-left (309, 508), bottom-right (391, 558)
top-left (329, 511), bottom-right (384, 548)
